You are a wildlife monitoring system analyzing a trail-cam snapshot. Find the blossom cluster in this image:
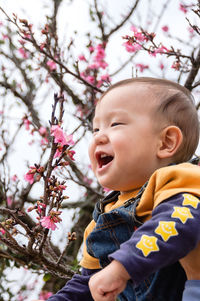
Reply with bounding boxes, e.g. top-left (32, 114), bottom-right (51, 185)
top-left (122, 25), bottom-right (190, 72)
top-left (27, 177), bottom-right (66, 230)
top-left (78, 43), bottom-right (111, 88)
top-left (24, 165), bottom-right (44, 185)
top-left (51, 125), bottom-right (75, 161)
top-left (122, 25), bottom-right (171, 58)
top-left (40, 210), bottom-right (62, 230)
top-left (27, 175), bottom-right (68, 231)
